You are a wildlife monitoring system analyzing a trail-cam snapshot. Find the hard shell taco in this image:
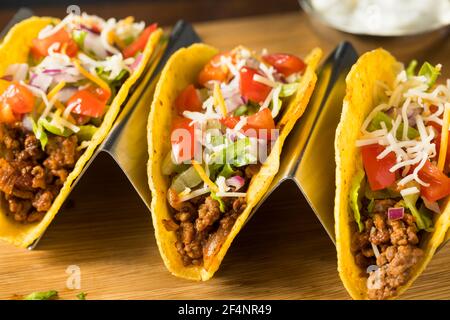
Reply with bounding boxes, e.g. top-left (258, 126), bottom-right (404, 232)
top-left (0, 12), bottom-right (163, 247)
top-left (148, 43), bottom-right (321, 280)
top-left (335, 48), bottom-right (450, 299)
